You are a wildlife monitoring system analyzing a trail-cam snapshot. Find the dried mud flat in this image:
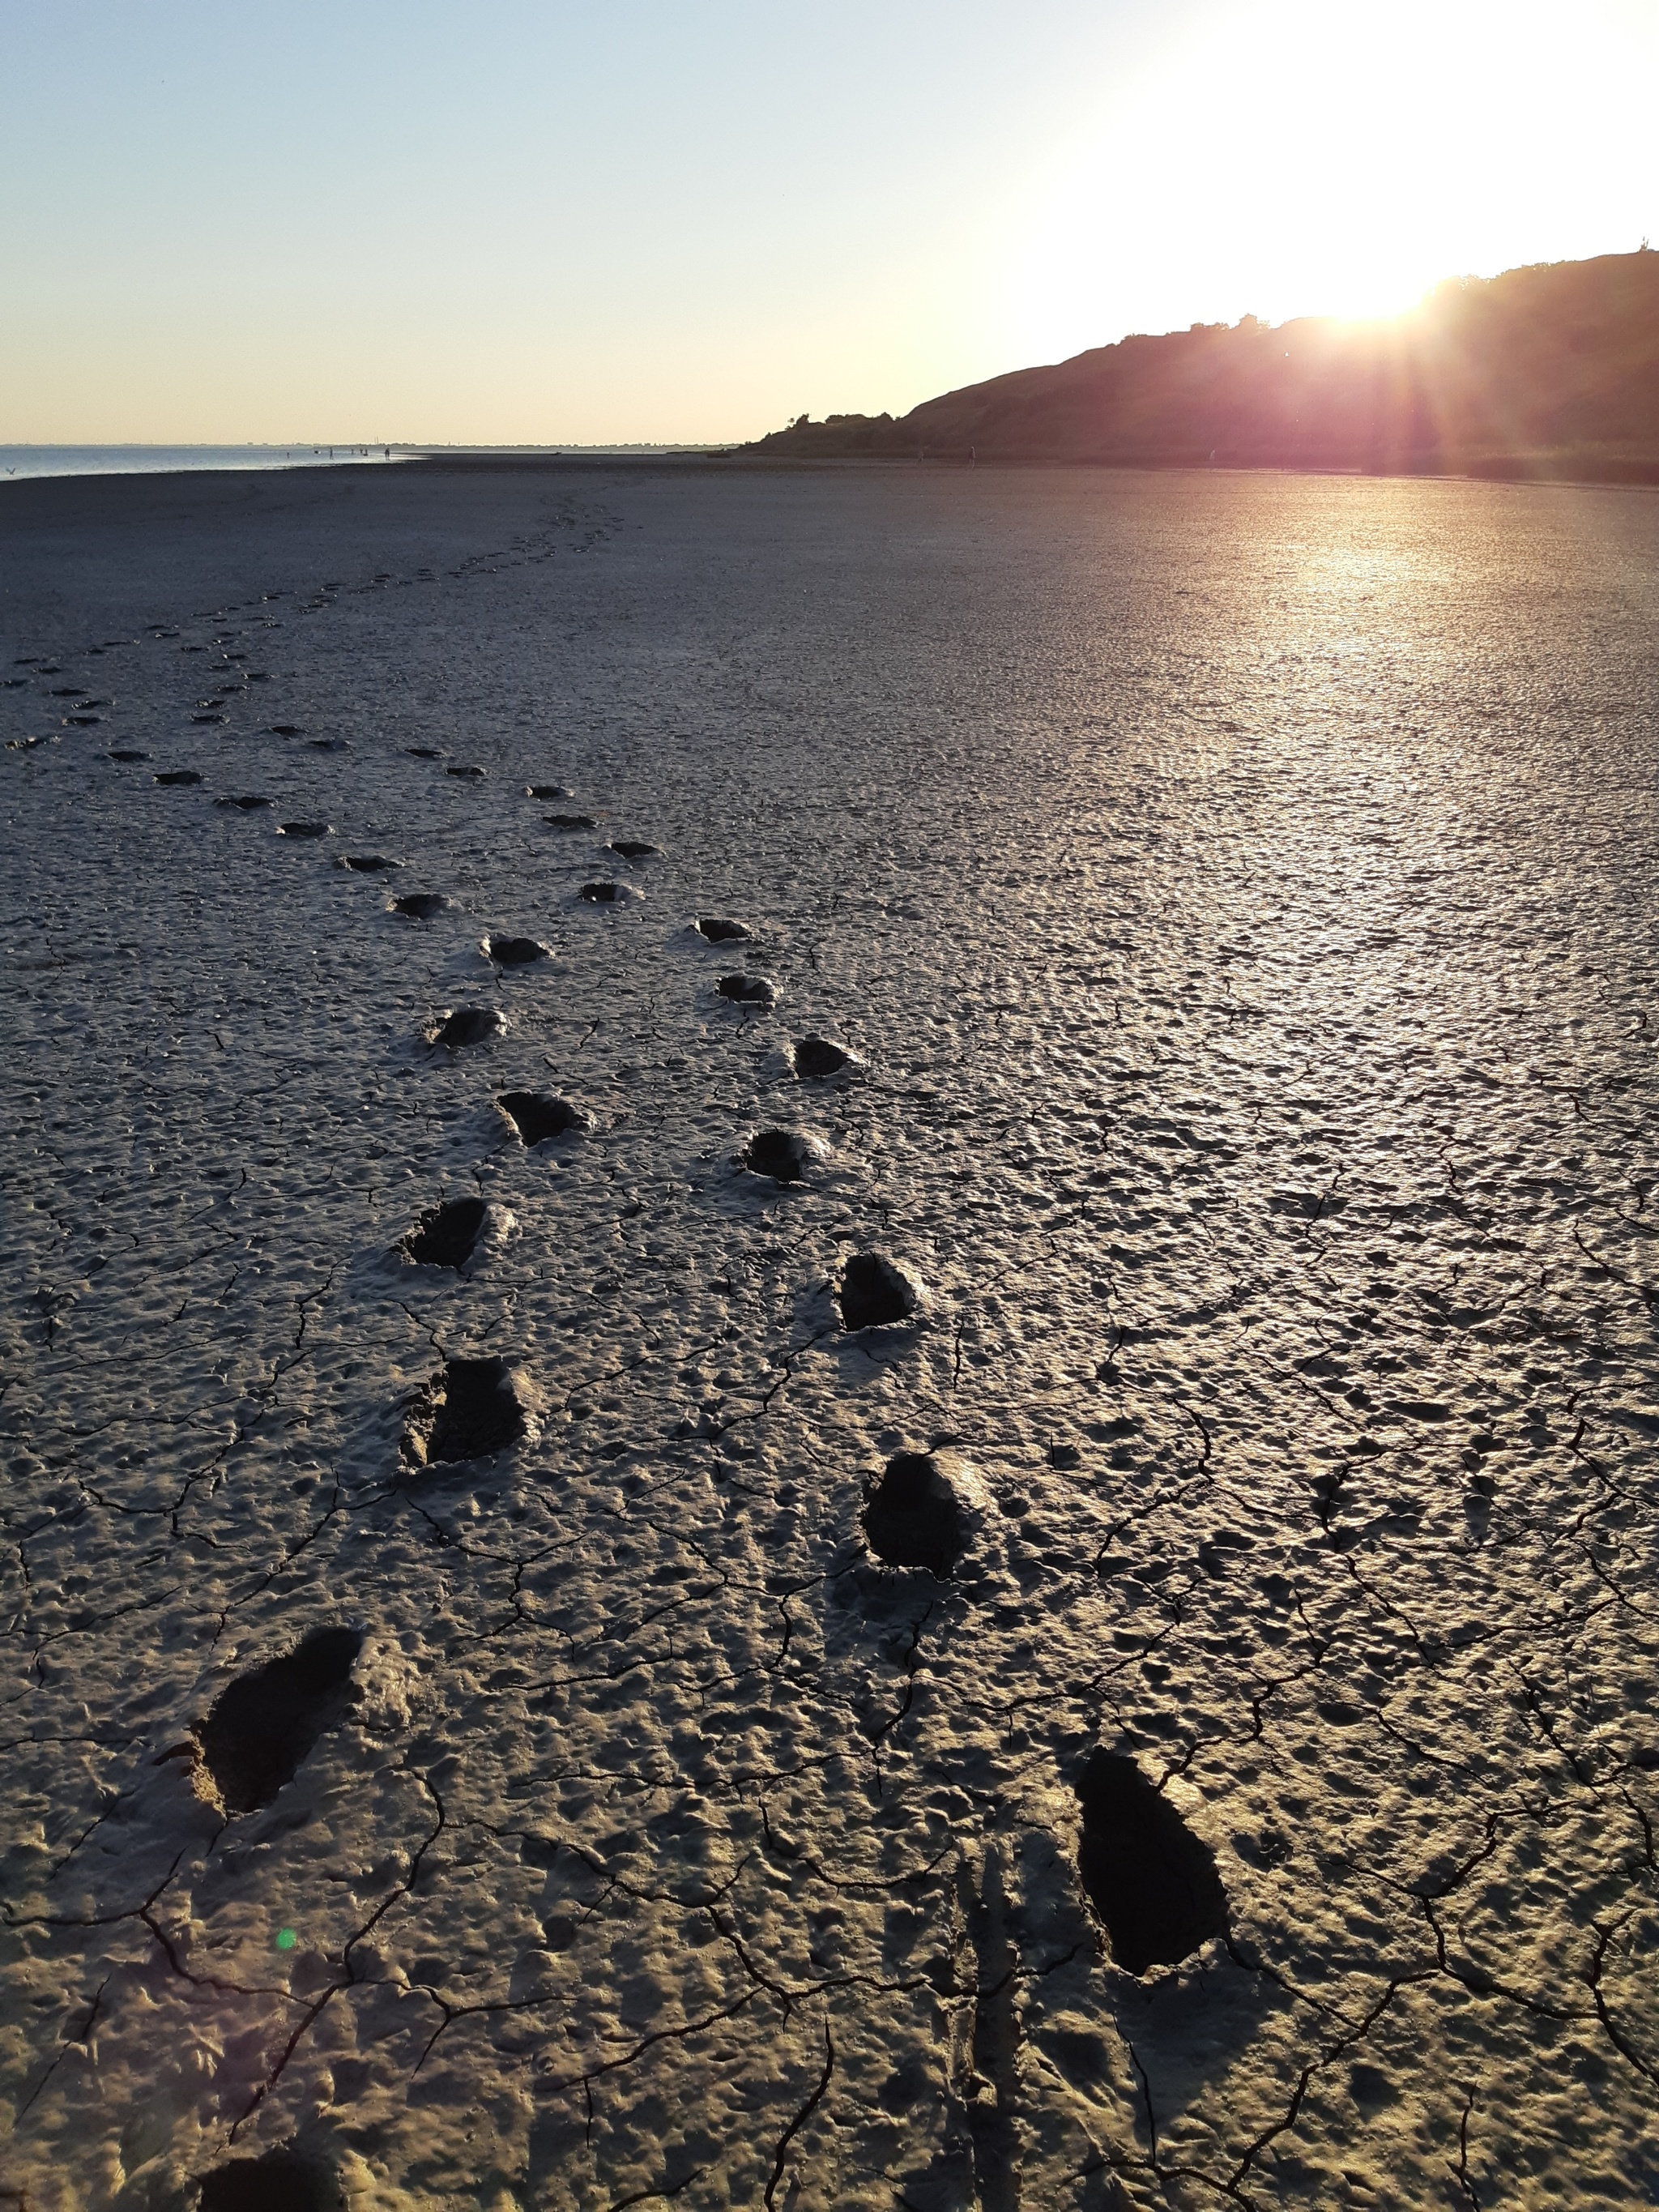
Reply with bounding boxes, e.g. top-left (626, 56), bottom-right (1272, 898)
top-left (2, 461), bottom-right (1657, 2211)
